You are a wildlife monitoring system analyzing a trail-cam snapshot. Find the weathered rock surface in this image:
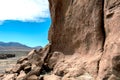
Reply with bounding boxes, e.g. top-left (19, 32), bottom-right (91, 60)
top-left (98, 0), bottom-right (120, 80)
top-left (43, 74), bottom-right (61, 80)
top-left (48, 0), bottom-right (120, 80)
top-left (16, 70), bottom-right (26, 80)
top-left (2, 74), bottom-right (17, 80)
top-left (48, 0), bottom-right (105, 79)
